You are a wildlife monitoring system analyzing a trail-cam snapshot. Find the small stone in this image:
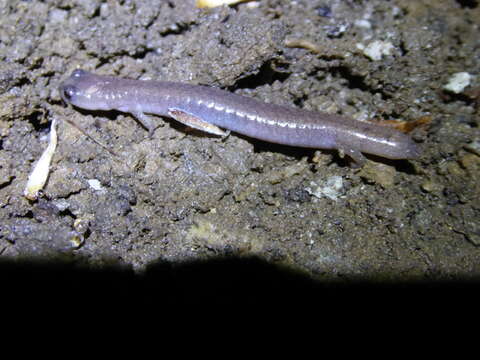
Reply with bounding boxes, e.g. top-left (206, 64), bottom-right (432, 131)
top-left (443, 72), bottom-right (472, 94)
top-left (466, 233), bottom-right (480, 246)
top-left (357, 40), bottom-right (395, 61)
top-left (446, 161), bottom-right (463, 176)
top-left (458, 153), bottom-right (480, 172)
top-left (306, 176), bottom-right (344, 201)
top-left (87, 179), bottom-right (104, 191)
top-left (358, 162), bottom-right (396, 188)
top-left (421, 180), bottom-right (444, 194)
top-left (464, 139), bottom-right (480, 156)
